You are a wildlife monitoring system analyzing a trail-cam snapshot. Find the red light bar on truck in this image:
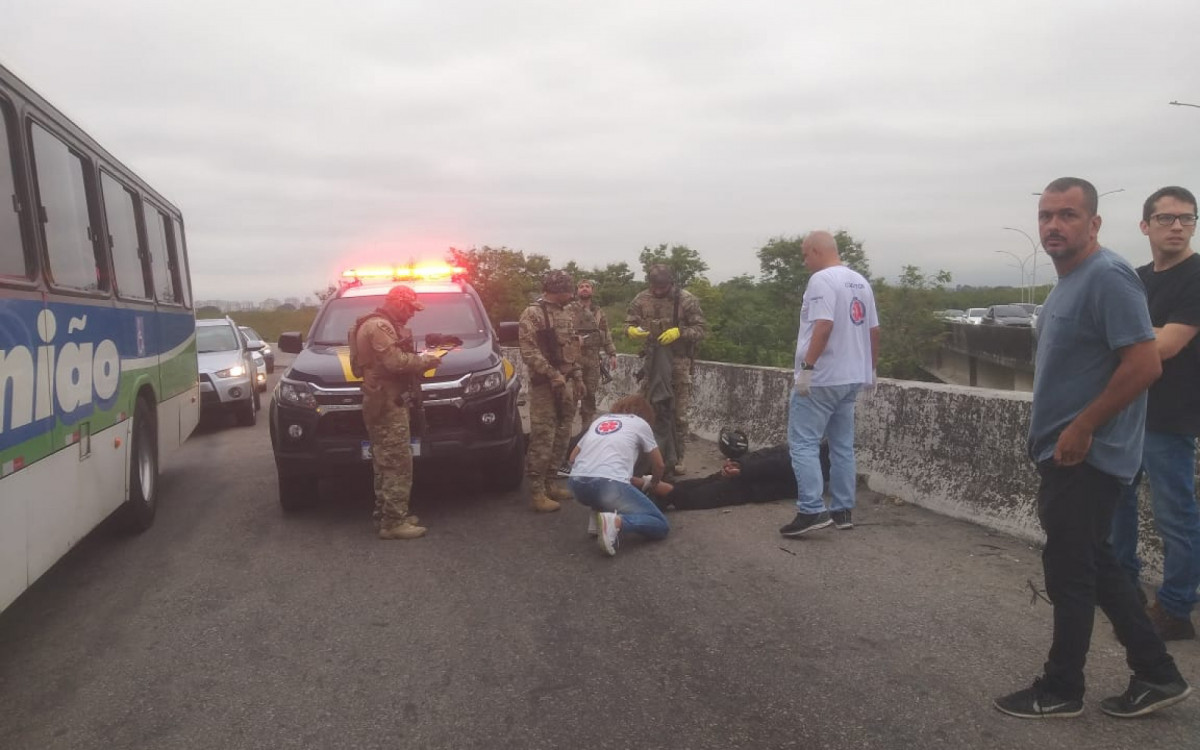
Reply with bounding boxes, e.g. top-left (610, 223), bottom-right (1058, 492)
top-left (341, 264), bottom-right (467, 283)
